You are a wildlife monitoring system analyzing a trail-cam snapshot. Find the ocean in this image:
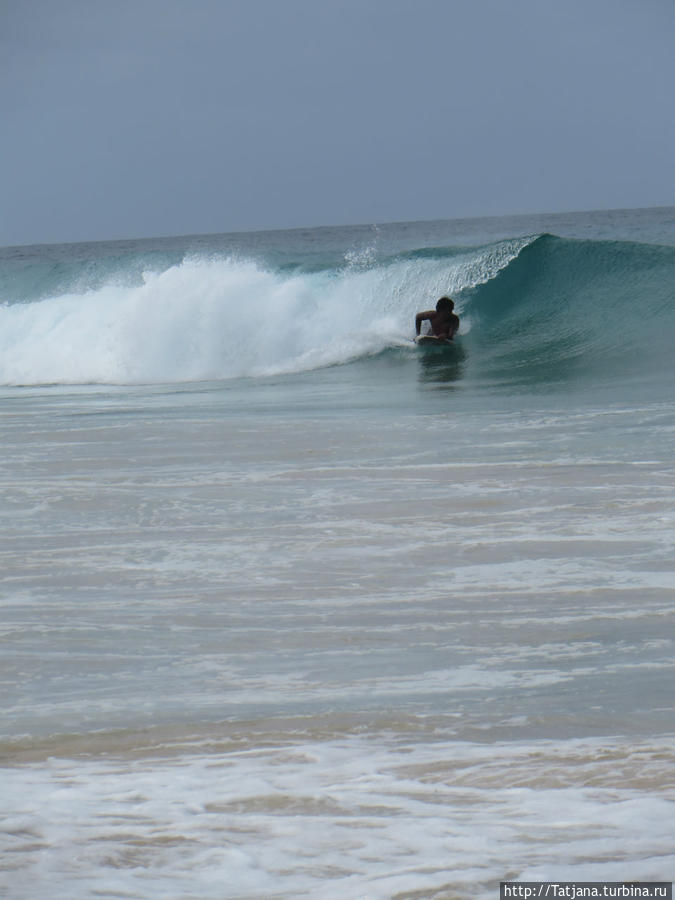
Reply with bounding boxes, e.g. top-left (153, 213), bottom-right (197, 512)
top-left (1, 207), bottom-right (674, 899)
